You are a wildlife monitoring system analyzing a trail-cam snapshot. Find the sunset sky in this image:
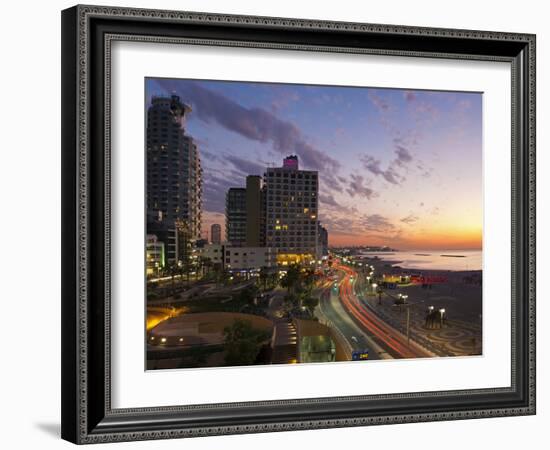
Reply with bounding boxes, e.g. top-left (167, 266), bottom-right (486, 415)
top-left (146, 78), bottom-right (482, 250)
